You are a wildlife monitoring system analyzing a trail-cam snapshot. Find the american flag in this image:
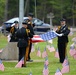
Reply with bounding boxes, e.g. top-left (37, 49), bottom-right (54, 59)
top-left (46, 45), bottom-right (55, 52)
top-left (0, 59), bottom-right (4, 71)
top-left (69, 45), bottom-right (76, 56)
top-left (73, 54), bottom-right (76, 59)
top-left (54, 49), bottom-right (59, 59)
top-left (15, 57), bottom-right (24, 68)
top-left (37, 47), bottom-right (41, 57)
top-left (61, 62), bottom-right (70, 74)
top-left (42, 47), bottom-right (48, 58)
top-left (43, 64), bottom-right (49, 75)
top-left (31, 44), bottom-right (35, 52)
top-left (31, 30), bottom-right (57, 43)
top-left (44, 56), bottom-right (49, 66)
top-left (62, 56), bottom-right (68, 67)
top-left (55, 68), bottom-right (62, 75)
